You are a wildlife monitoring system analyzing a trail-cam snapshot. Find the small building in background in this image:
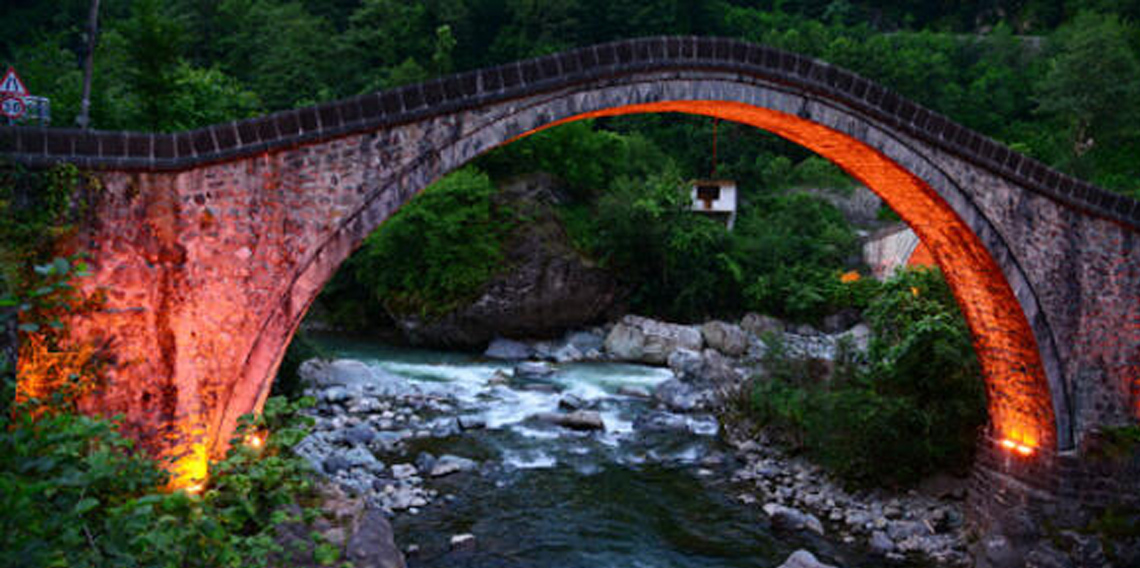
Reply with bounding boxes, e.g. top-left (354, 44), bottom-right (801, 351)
top-left (862, 224), bottom-right (934, 280)
top-left (689, 179), bottom-right (737, 230)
